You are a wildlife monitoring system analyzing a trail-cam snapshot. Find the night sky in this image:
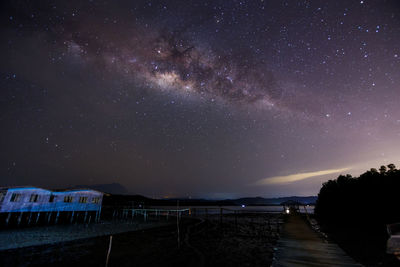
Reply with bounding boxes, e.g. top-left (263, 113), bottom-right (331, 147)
top-left (1, 0), bottom-right (400, 198)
